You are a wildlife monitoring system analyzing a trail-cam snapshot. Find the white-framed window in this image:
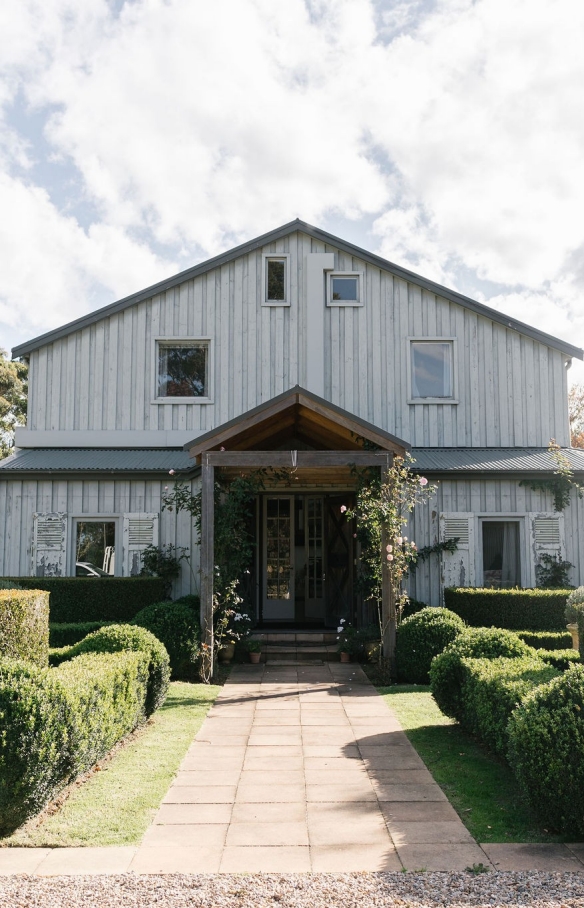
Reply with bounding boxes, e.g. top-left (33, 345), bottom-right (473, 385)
top-left (327, 271), bottom-right (363, 306)
top-left (480, 517), bottom-right (523, 588)
top-left (262, 254), bottom-right (290, 305)
top-left (408, 337), bottom-right (457, 403)
top-left (73, 518), bottom-right (118, 576)
top-left (154, 338), bottom-right (211, 402)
